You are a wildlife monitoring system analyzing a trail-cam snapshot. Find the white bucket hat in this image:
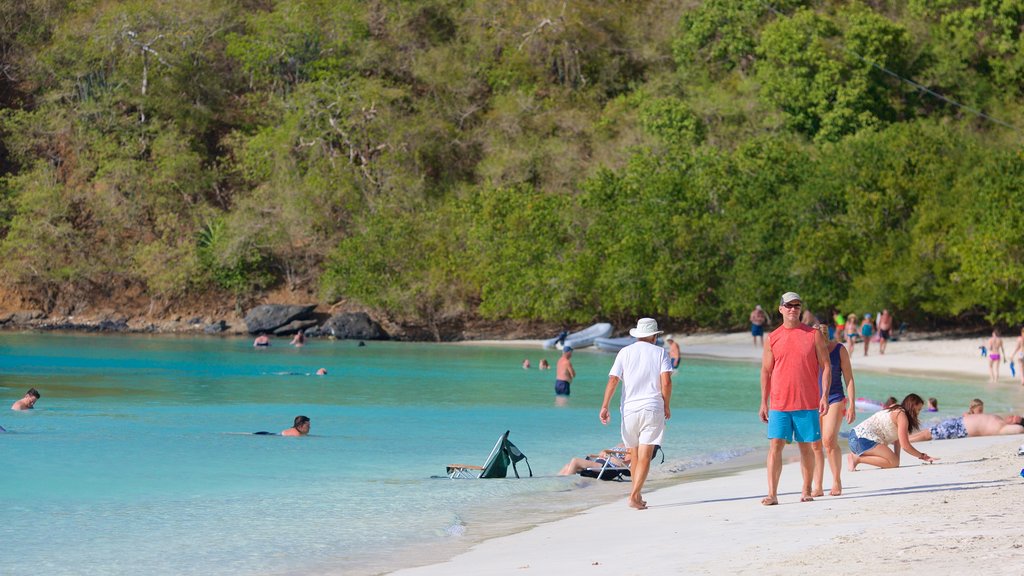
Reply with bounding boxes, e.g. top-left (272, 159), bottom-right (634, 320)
top-left (629, 318), bottom-right (663, 338)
